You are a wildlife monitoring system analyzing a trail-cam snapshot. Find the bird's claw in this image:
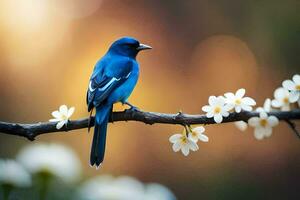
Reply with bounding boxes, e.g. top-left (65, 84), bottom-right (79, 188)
top-left (124, 102), bottom-right (140, 112)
